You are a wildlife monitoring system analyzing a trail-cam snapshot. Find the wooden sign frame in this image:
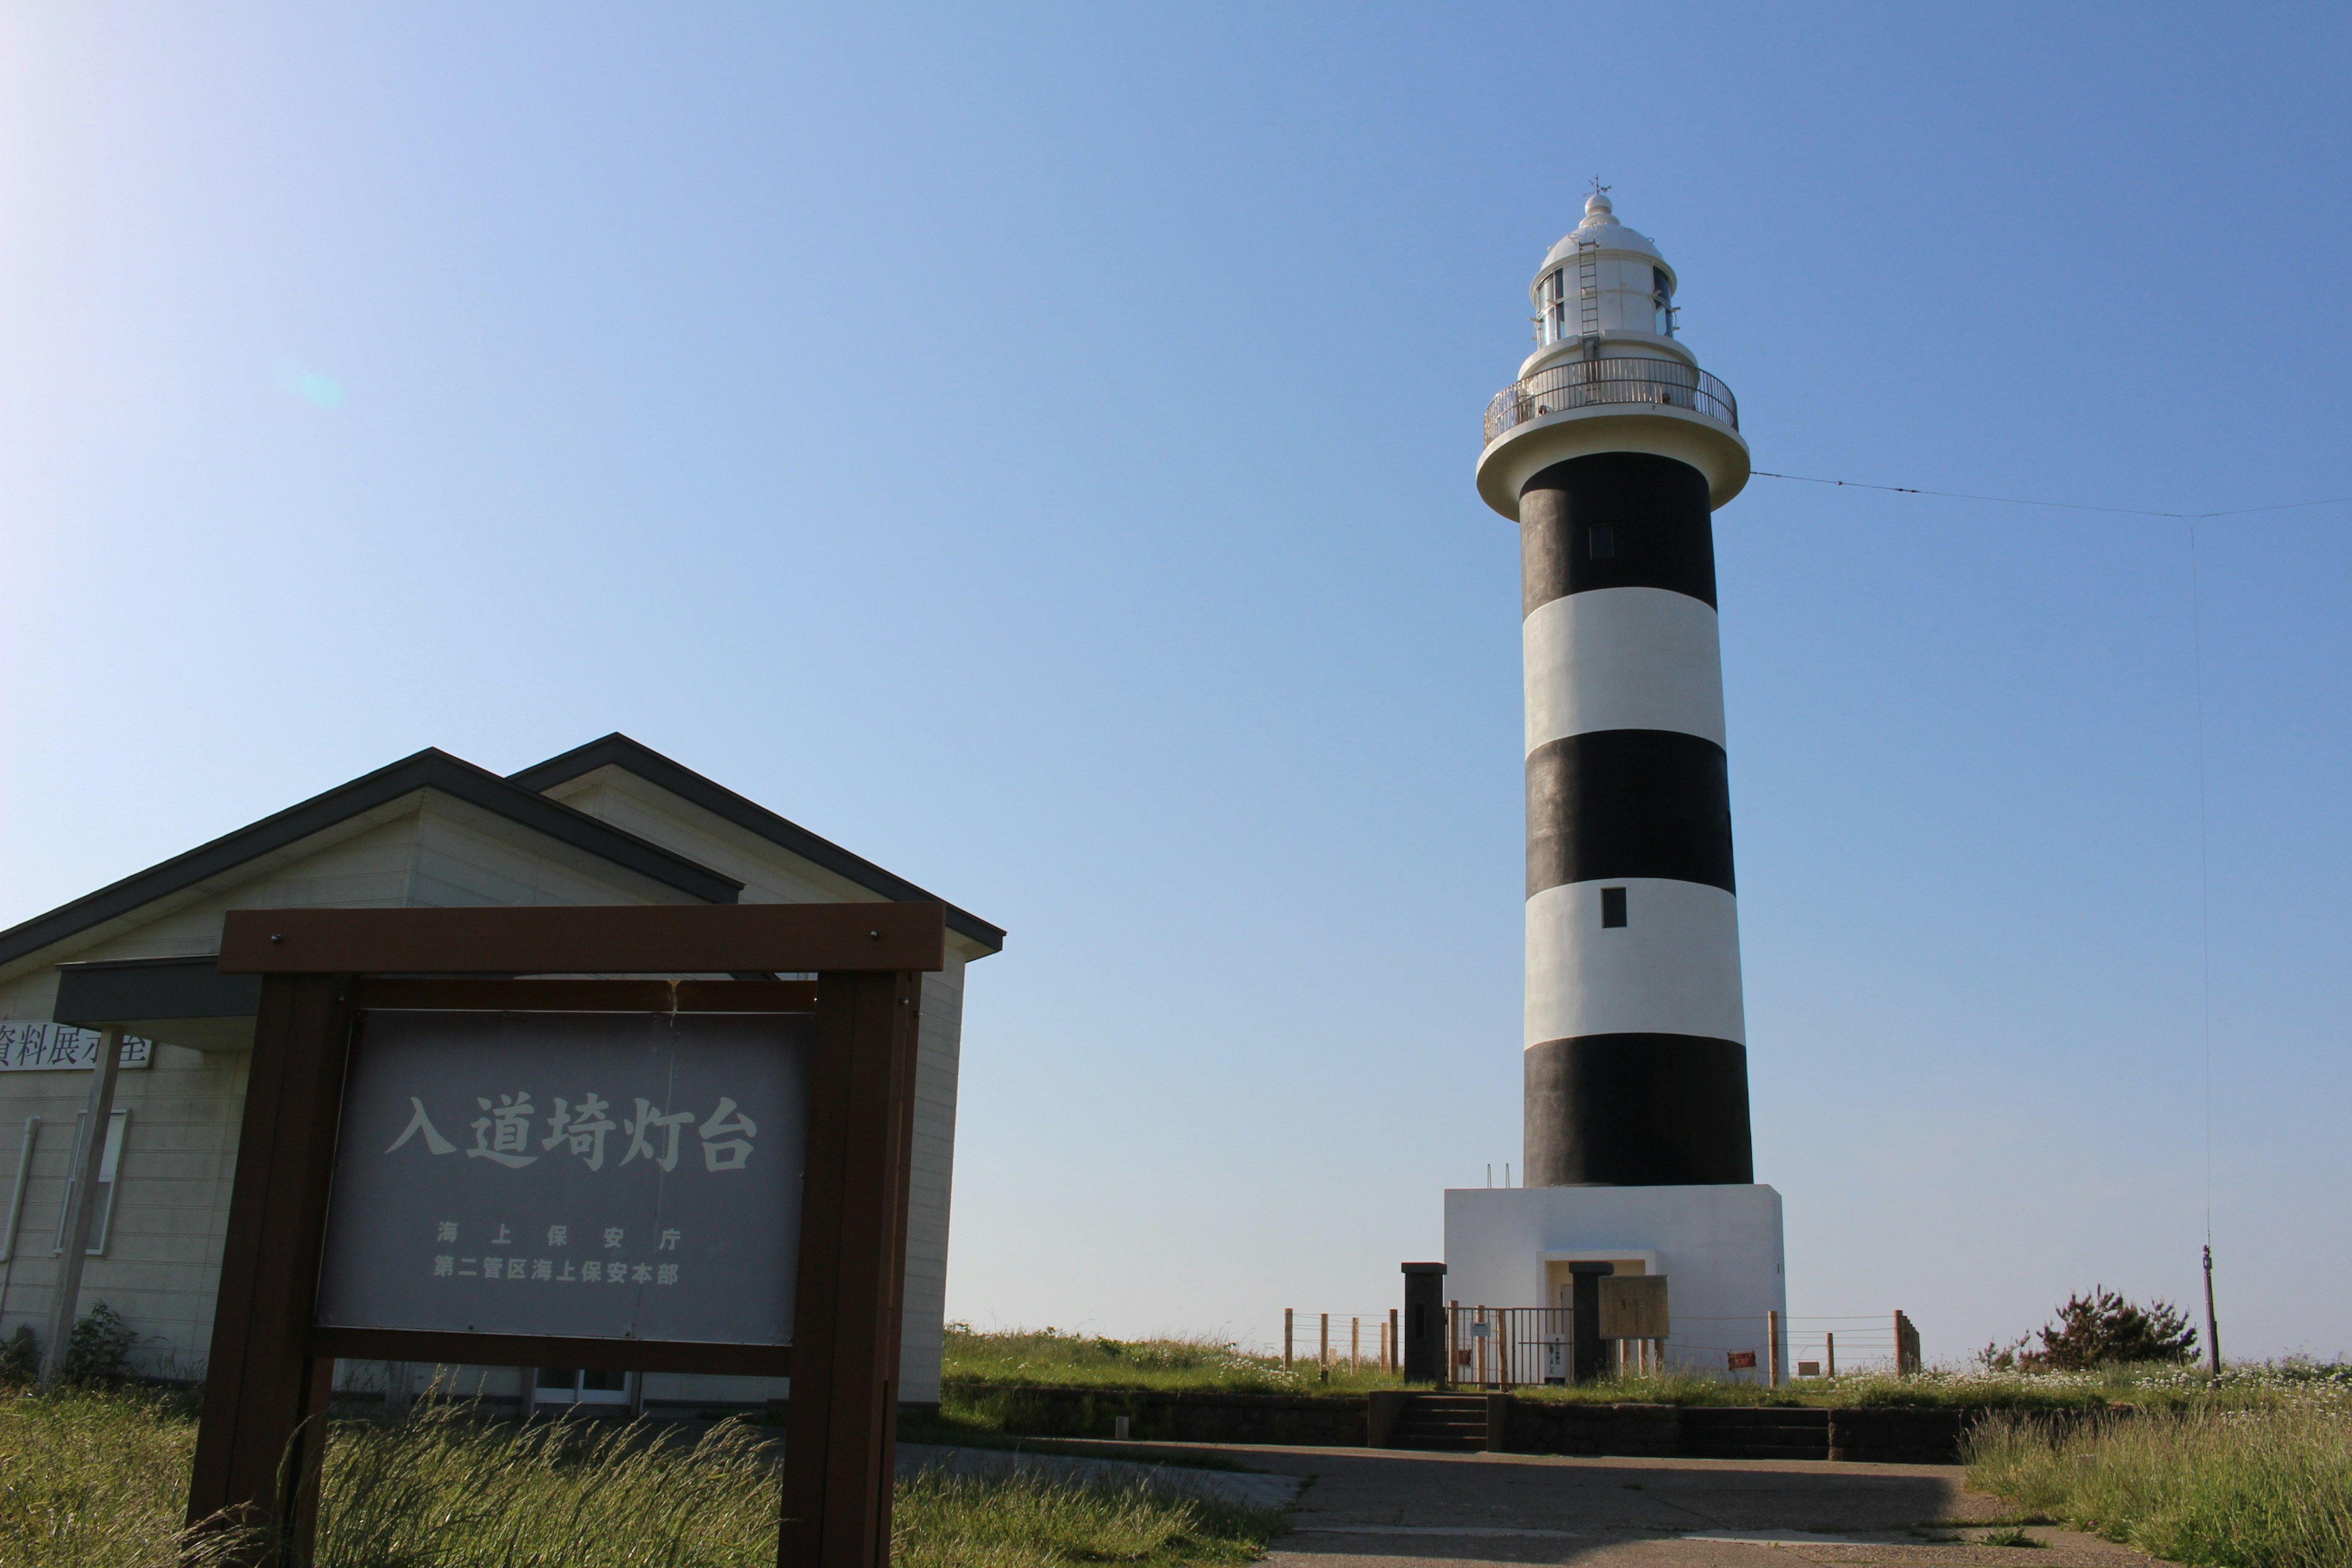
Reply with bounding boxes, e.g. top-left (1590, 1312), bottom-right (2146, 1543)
top-left (187, 903), bottom-right (946, 1568)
